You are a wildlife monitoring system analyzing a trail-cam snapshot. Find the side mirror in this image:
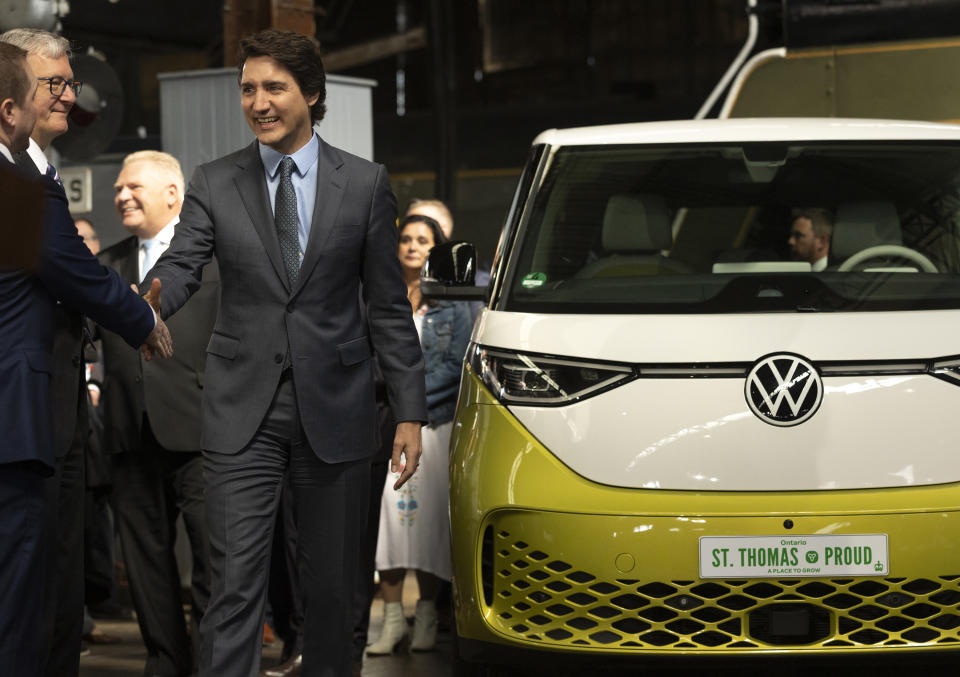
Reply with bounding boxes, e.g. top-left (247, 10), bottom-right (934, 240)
top-left (421, 241), bottom-right (487, 300)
